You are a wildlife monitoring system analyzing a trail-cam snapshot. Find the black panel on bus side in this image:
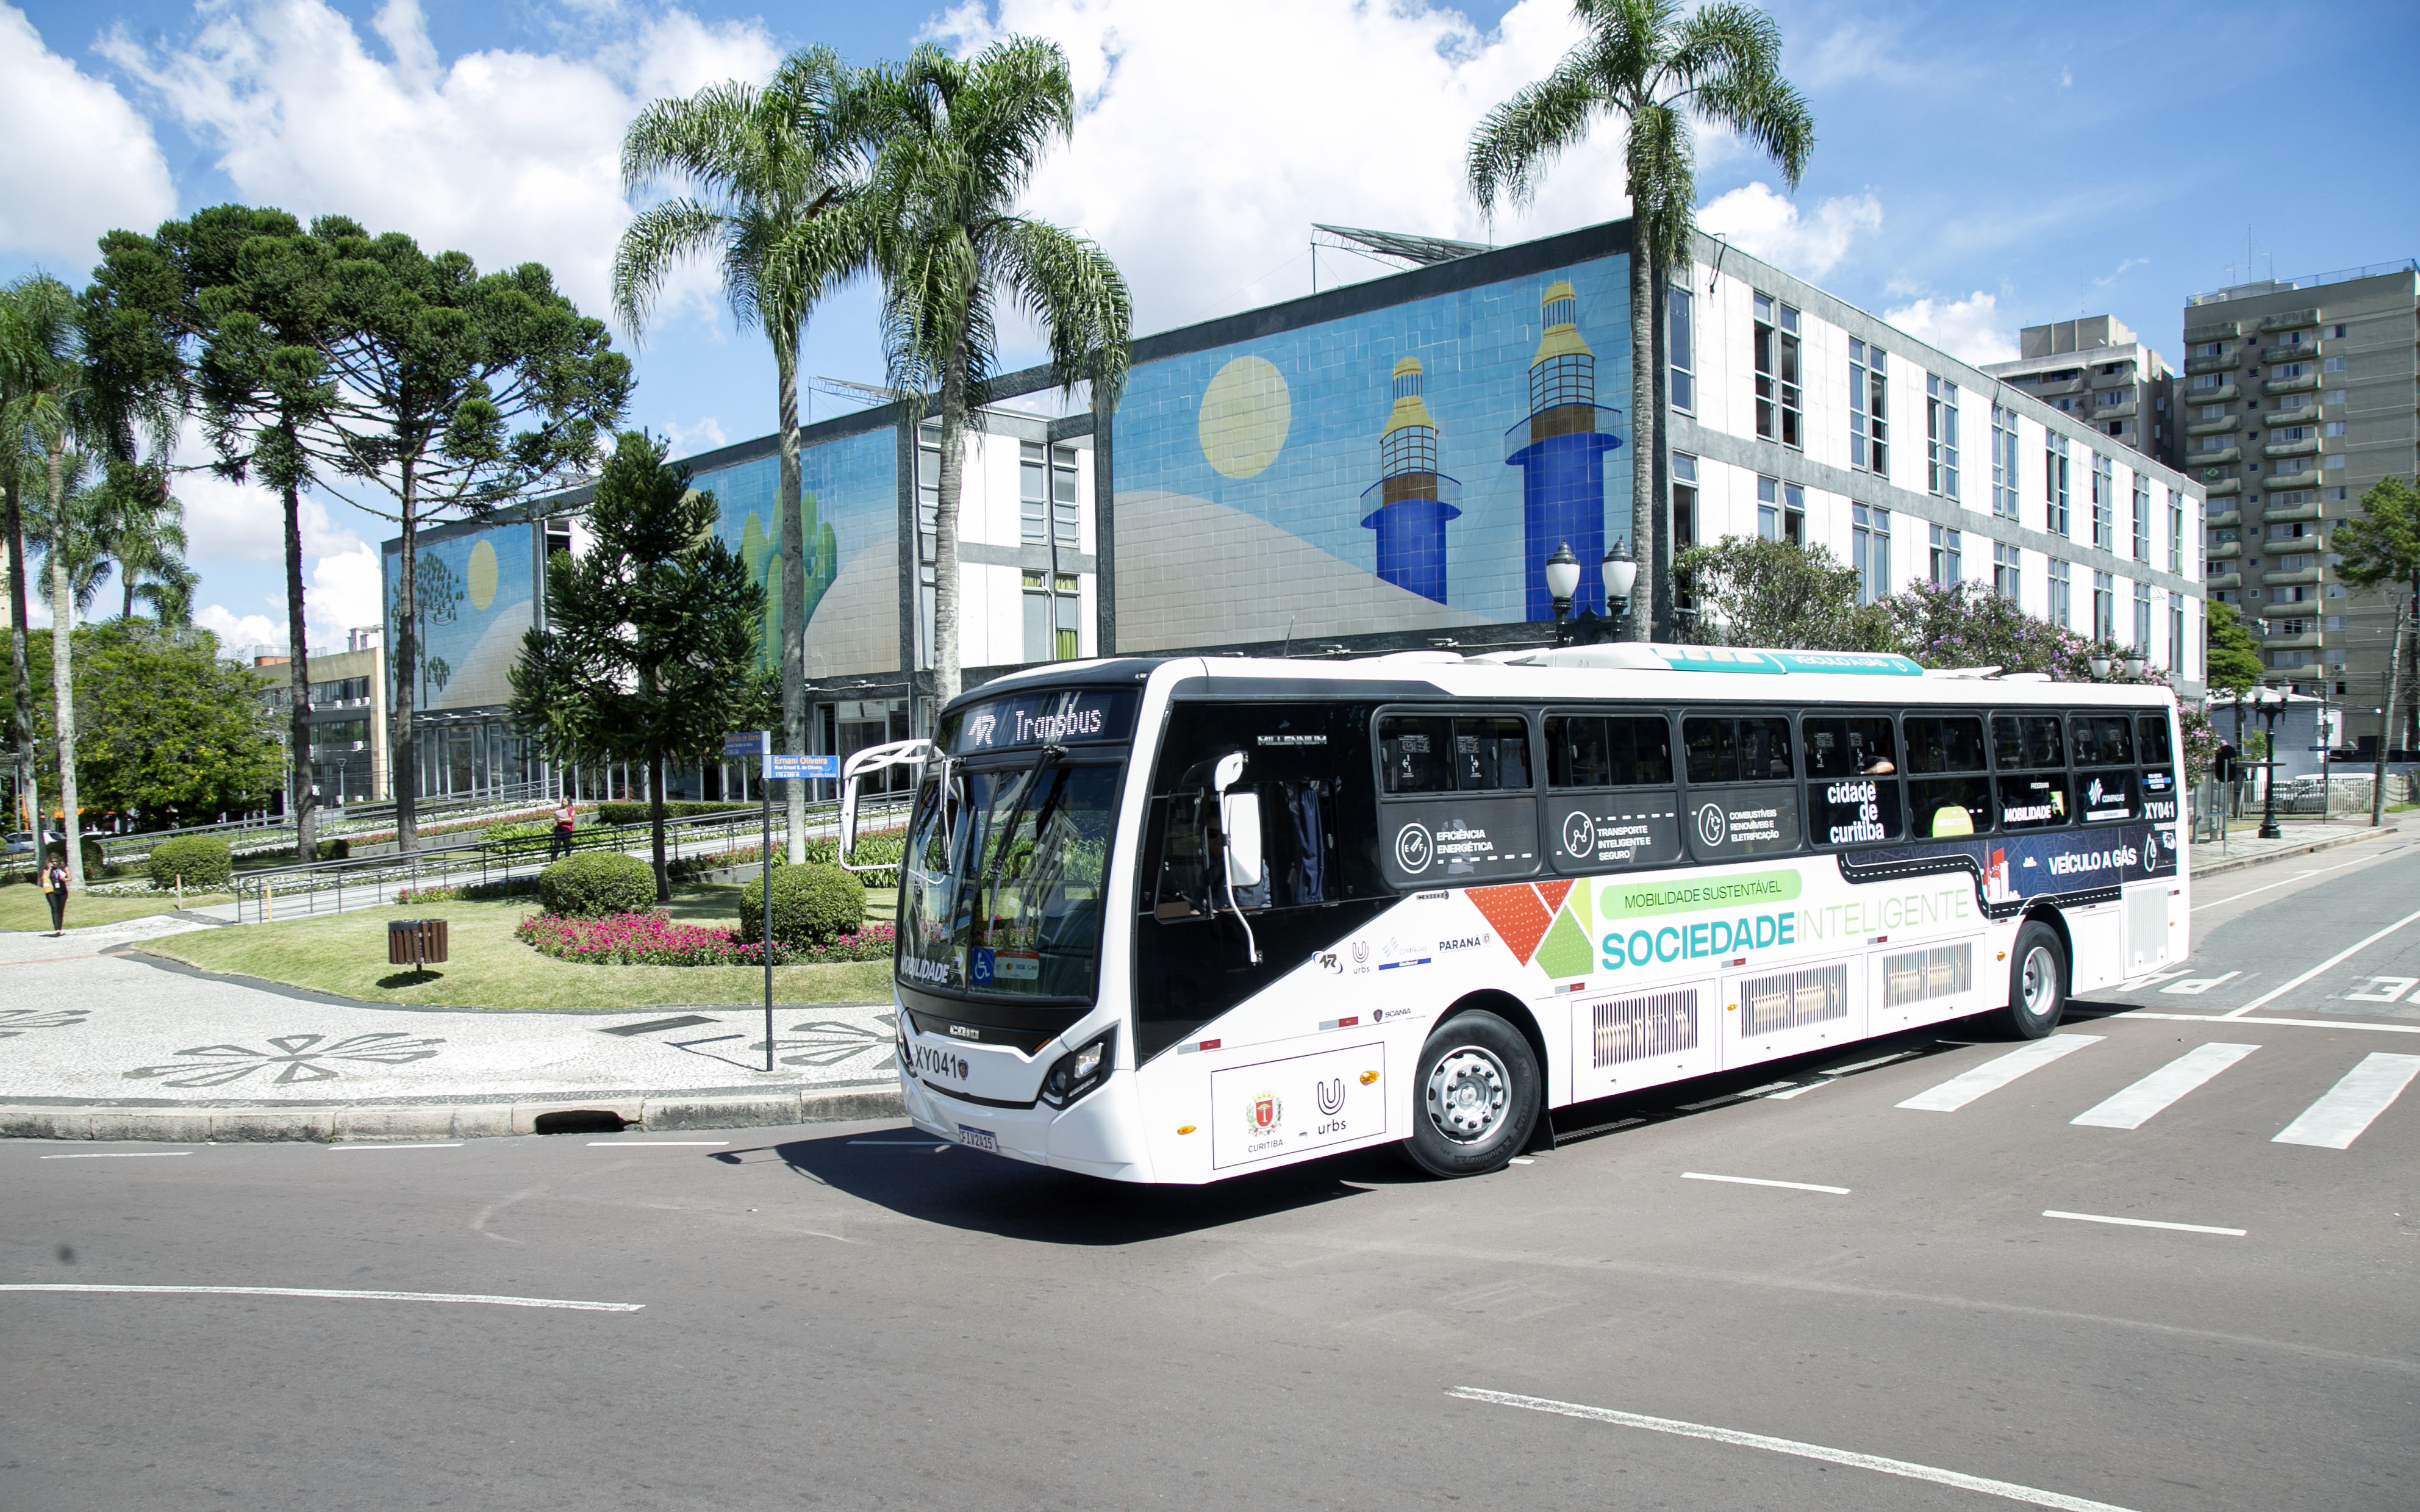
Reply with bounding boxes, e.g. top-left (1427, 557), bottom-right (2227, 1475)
top-left (1133, 701), bottom-right (1395, 1062)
